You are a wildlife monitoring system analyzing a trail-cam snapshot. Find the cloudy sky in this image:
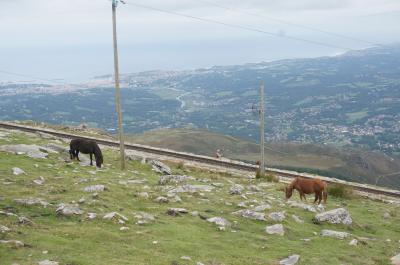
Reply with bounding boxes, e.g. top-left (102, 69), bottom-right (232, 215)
top-left (0, 0), bottom-right (399, 82)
